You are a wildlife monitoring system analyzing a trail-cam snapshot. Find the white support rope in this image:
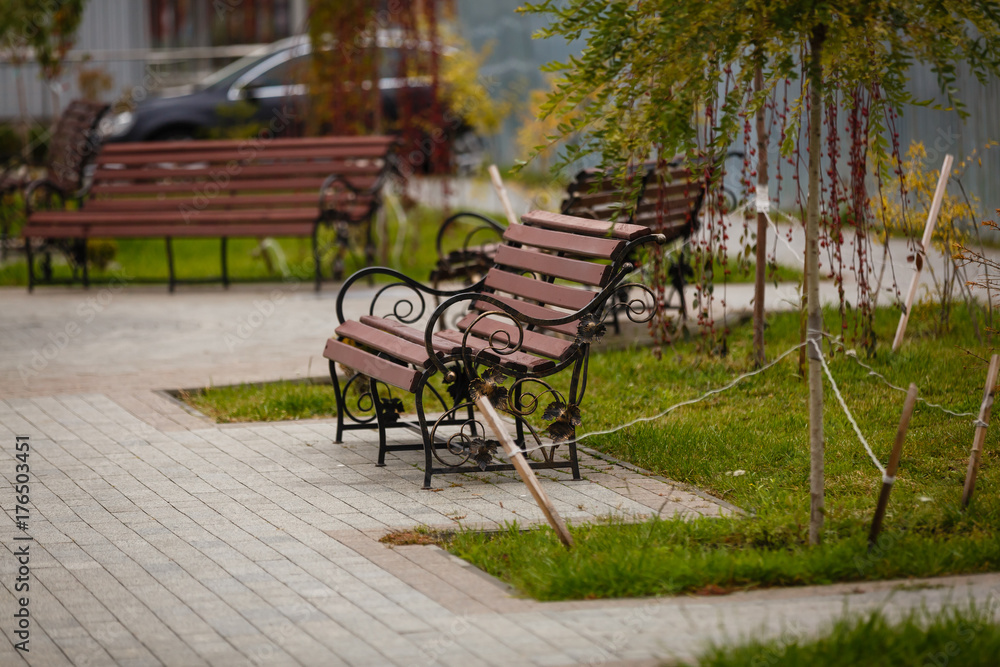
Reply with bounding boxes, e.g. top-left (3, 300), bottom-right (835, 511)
top-left (842, 350), bottom-right (976, 419)
top-left (502, 342), bottom-right (807, 458)
top-left (808, 336), bottom-right (886, 475)
top-left (763, 210), bottom-right (805, 268)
